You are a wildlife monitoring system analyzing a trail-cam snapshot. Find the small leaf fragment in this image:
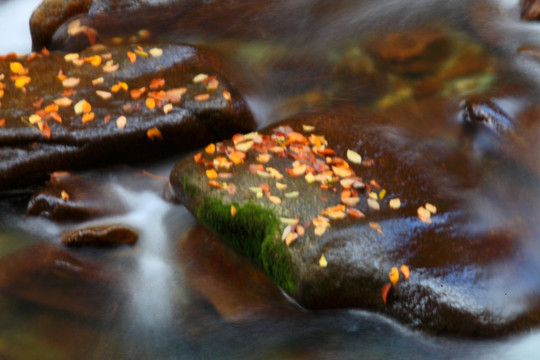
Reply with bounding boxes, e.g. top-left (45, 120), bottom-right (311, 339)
top-left (146, 127), bottom-right (162, 140)
top-left (116, 115), bottom-right (127, 130)
top-left (347, 149), bottom-right (362, 164)
top-left (206, 169), bottom-right (218, 179)
top-left (62, 77), bottom-right (80, 88)
top-left (389, 267), bottom-right (399, 286)
top-left (389, 198), bottom-right (401, 209)
top-left (60, 190), bottom-right (69, 201)
top-left (382, 283), bottom-right (392, 304)
top-left (149, 48), bottom-right (163, 57)
top-left (205, 143), bottom-right (216, 154)
top-left (319, 254), bottom-right (328, 268)
top-left (193, 73), bottom-right (208, 83)
top-left (400, 265), bottom-right (410, 281)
